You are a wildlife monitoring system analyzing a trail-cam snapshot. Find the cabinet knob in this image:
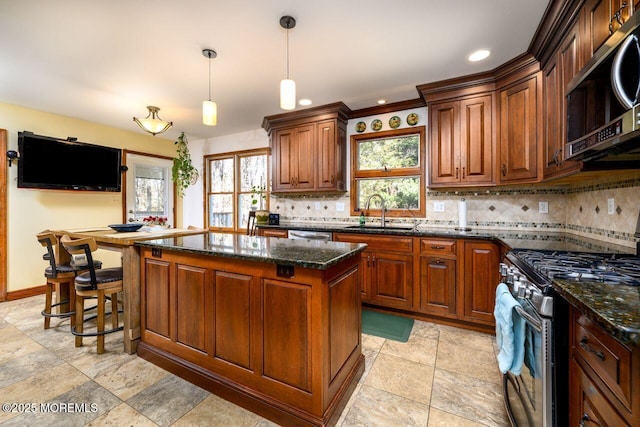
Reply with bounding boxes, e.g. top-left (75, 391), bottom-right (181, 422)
top-left (330, 175), bottom-right (335, 184)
